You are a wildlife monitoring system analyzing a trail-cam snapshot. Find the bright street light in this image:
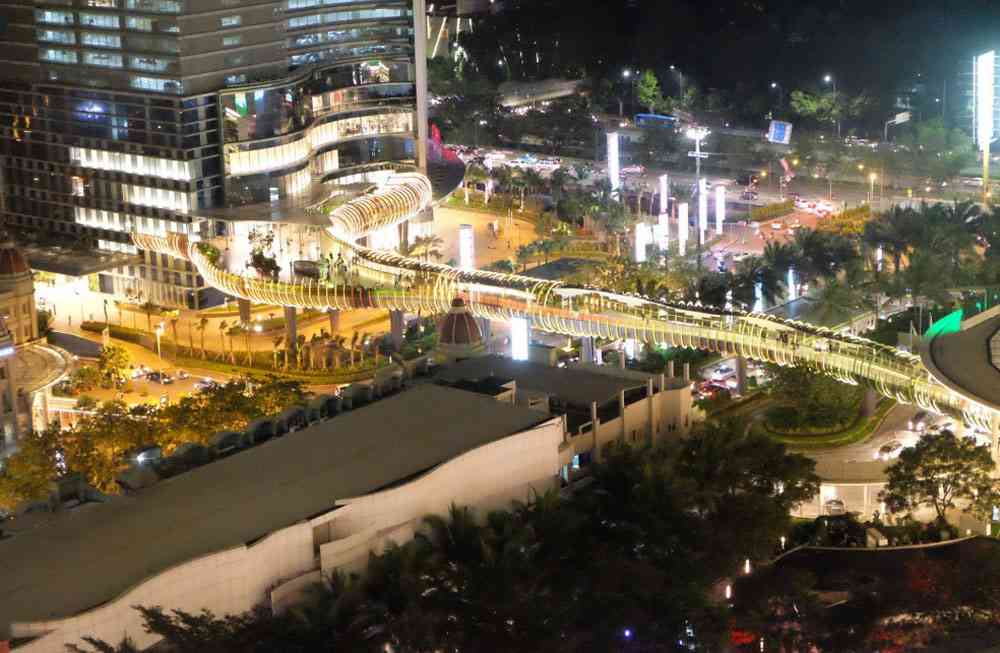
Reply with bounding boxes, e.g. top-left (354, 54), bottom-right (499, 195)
top-left (770, 82), bottom-right (778, 89)
top-left (823, 74), bottom-right (832, 83)
top-left (622, 69), bottom-right (631, 79)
